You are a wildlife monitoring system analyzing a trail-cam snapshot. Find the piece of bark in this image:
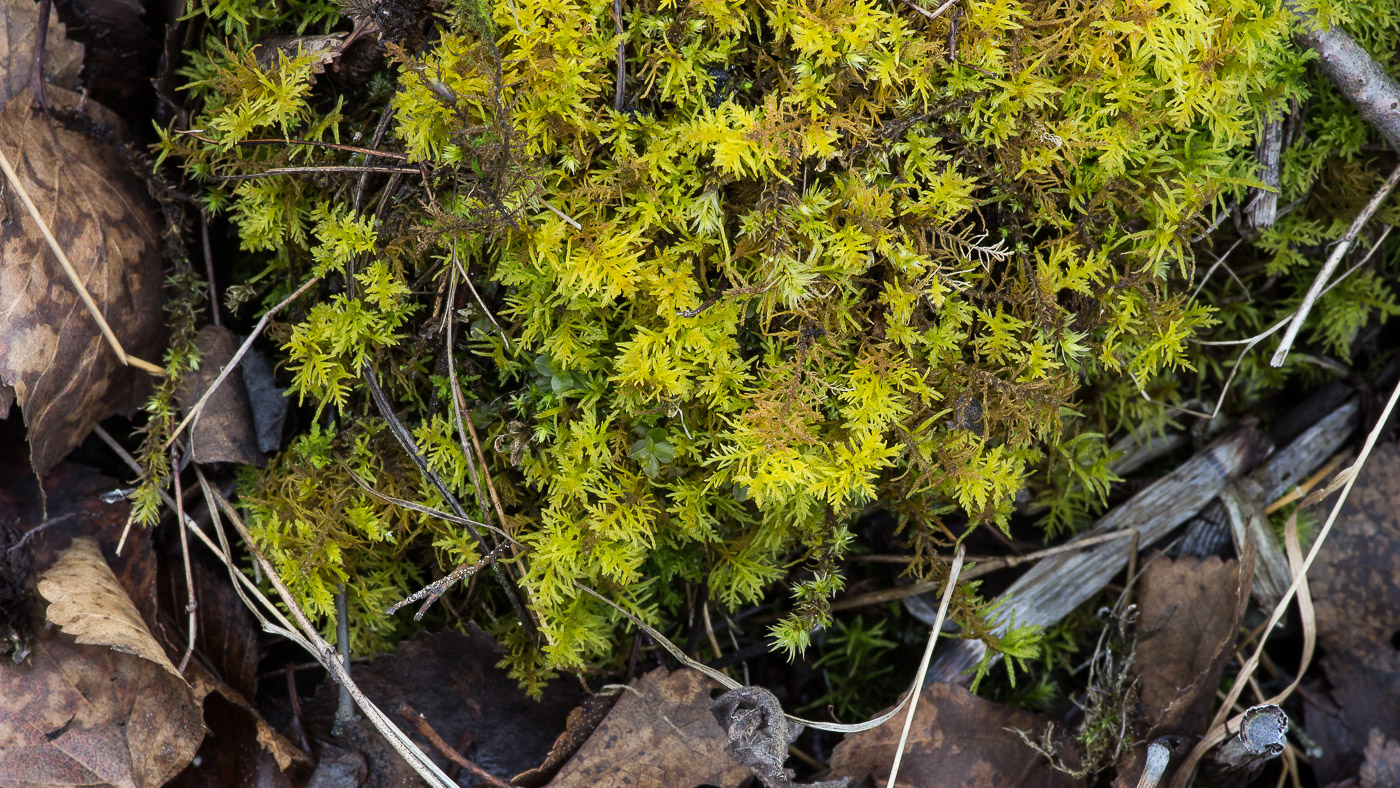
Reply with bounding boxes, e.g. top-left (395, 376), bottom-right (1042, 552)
top-left (1219, 478), bottom-right (1290, 609)
top-left (927, 427), bottom-right (1272, 684)
top-left (176, 325), bottom-right (266, 466)
top-left (931, 397), bottom-right (1359, 686)
top-left (1247, 119), bottom-right (1283, 230)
